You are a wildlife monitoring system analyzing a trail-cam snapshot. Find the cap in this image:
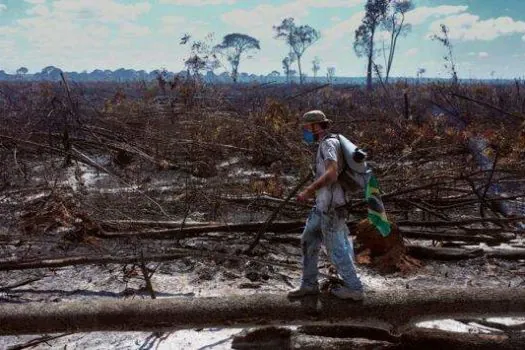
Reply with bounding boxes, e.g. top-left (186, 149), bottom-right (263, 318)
top-left (301, 110), bottom-right (332, 125)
